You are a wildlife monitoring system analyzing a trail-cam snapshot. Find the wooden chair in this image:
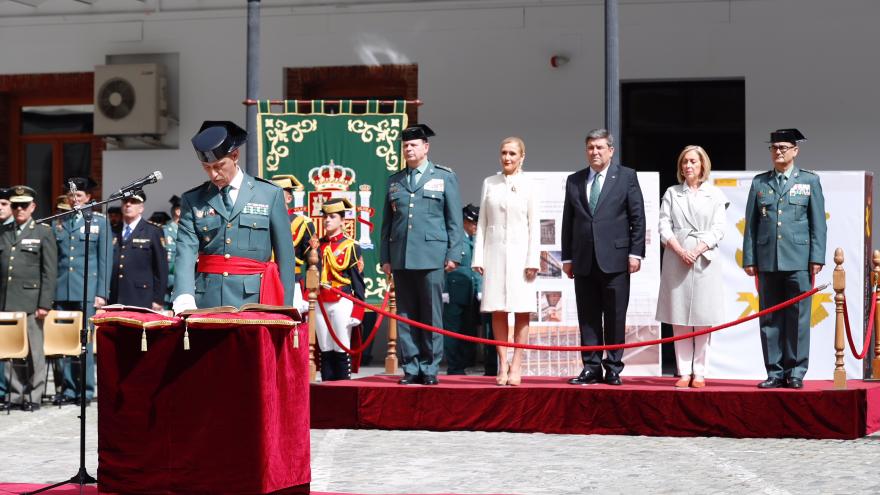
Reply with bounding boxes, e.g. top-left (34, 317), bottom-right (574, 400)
top-left (43, 310), bottom-right (83, 406)
top-left (0, 312), bottom-right (29, 413)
